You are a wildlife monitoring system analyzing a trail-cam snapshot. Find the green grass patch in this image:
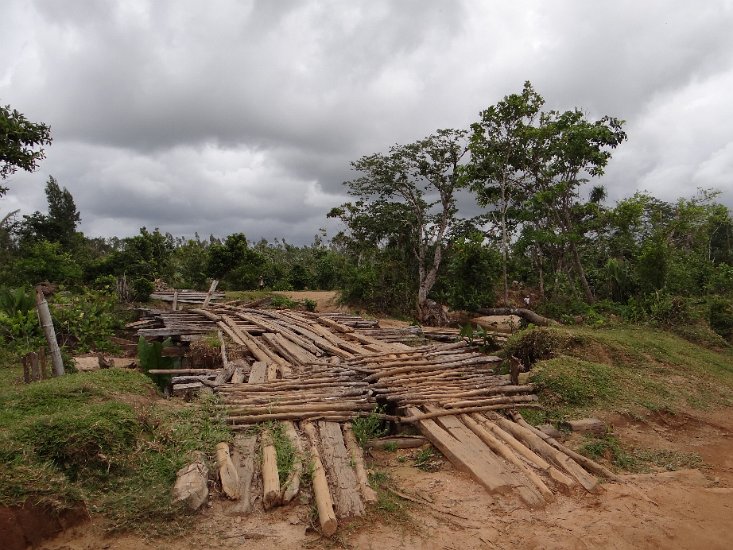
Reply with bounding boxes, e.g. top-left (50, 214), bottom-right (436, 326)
top-left (351, 407), bottom-right (389, 448)
top-left (0, 357), bottom-right (231, 535)
top-left (515, 325), bottom-right (733, 419)
top-left (579, 434), bottom-right (704, 473)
